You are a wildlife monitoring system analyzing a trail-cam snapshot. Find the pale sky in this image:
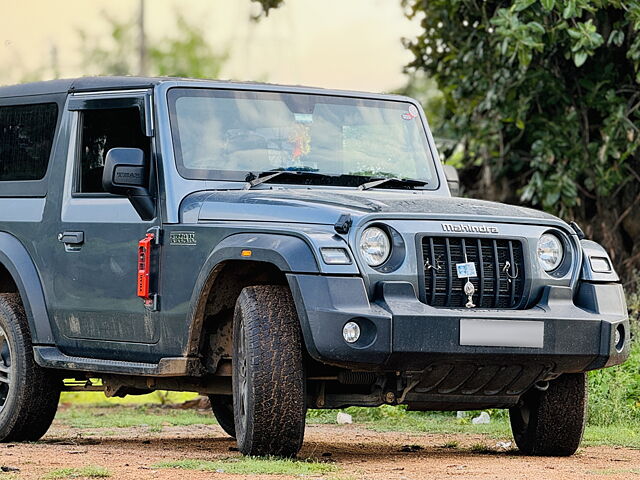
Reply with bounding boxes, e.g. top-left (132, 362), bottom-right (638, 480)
top-left (0, 0), bottom-right (421, 92)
